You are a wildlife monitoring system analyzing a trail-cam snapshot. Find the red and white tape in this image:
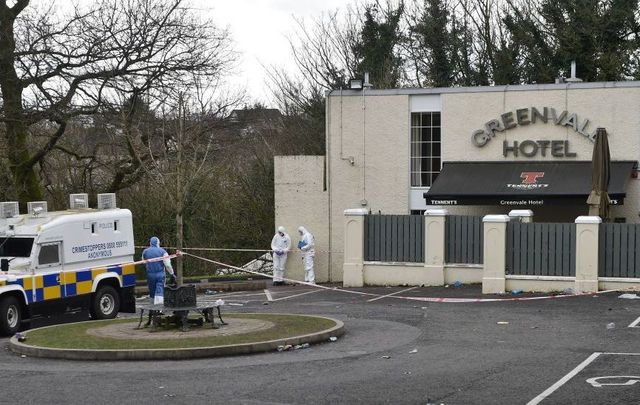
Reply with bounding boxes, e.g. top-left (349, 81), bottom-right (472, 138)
top-left (390, 293), bottom-right (596, 303)
top-left (0, 252), bottom-right (183, 284)
top-left (134, 246), bottom-right (340, 254)
top-left (181, 251), bottom-right (630, 303)
top-left (182, 252), bottom-right (373, 297)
